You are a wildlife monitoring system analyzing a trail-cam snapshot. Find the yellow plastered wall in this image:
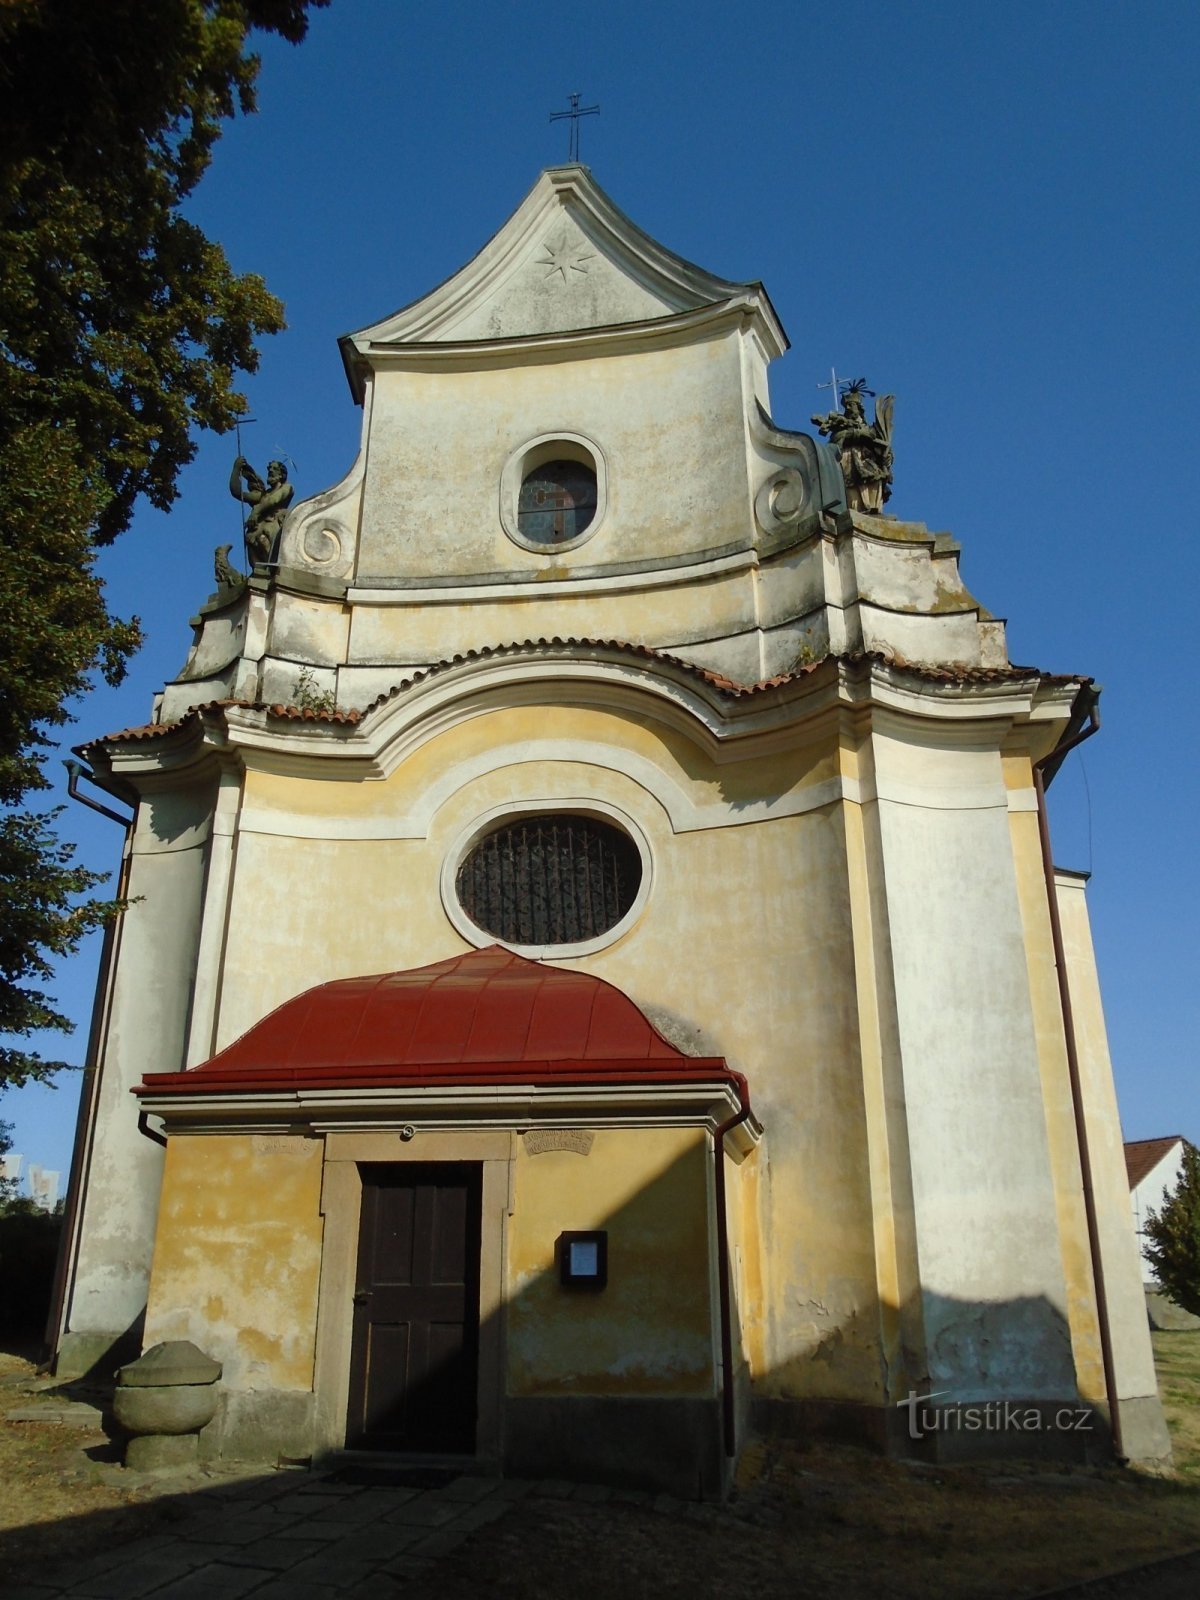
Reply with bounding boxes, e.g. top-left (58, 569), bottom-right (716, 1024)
top-left (214, 704), bottom-right (882, 1403)
top-left (507, 1127), bottom-right (714, 1397)
top-left (725, 1146), bottom-right (766, 1381)
top-left (143, 1134), bottom-right (325, 1392)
